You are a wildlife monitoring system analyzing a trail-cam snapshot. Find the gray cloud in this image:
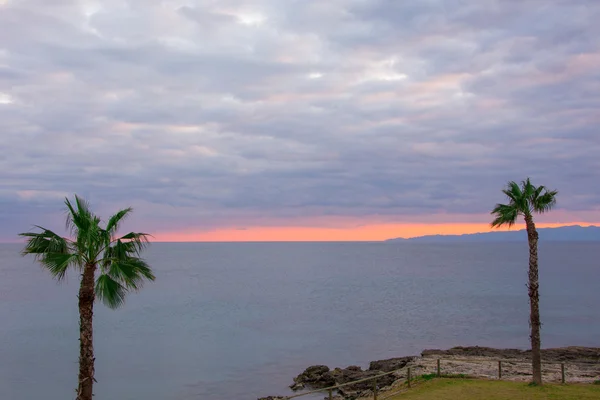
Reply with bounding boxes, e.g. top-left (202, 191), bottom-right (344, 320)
top-left (1, 0), bottom-right (600, 239)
